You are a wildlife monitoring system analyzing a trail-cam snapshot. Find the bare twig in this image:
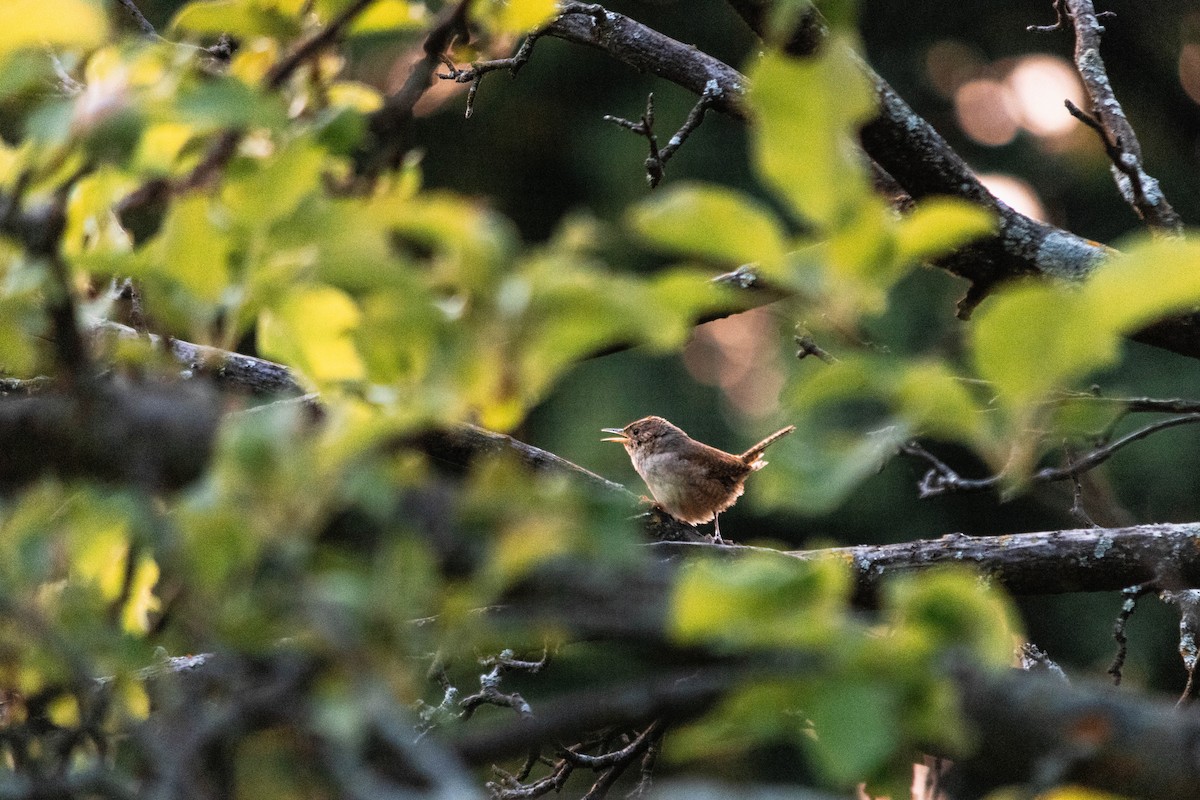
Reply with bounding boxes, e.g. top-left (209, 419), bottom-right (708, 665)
top-left (604, 83), bottom-right (721, 187)
top-left (901, 414), bottom-right (1200, 498)
top-left (558, 720), bottom-right (662, 769)
top-left (1058, 0), bottom-right (1182, 233)
top-left (1109, 583), bottom-right (1153, 685)
top-left (794, 333), bottom-right (836, 363)
top-left (1057, 391), bottom-right (1200, 415)
top-left (1160, 590), bottom-right (1200, 705)
top-left (1019, 643), bottom-right (1069, 682)
top-left (1027, 0), bottom-right (1069, 33)
top-left (115, 0), bottom-right (157, 36)
top-left (437, 33), bottom-right (543, 118)
top-left (460, 649), bottom-right (548, 720)
top-left (1062, 444), bottom-right (1099, 527)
